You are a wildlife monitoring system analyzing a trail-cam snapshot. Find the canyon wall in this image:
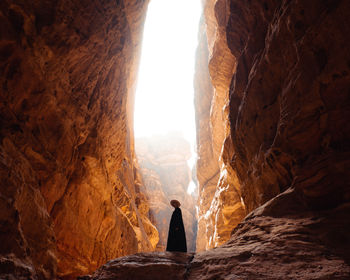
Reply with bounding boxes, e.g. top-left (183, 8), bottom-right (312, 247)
top-left (135, 134), bottom-right (197, 252)
top-left (226, 0), bottom-right (350, 211)
top-left (0, 0), bottom-right (158, 279)
top-left (196, 0), bottom-right (350, 253)
top-left (194, 0), bottom-right (245, 251)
